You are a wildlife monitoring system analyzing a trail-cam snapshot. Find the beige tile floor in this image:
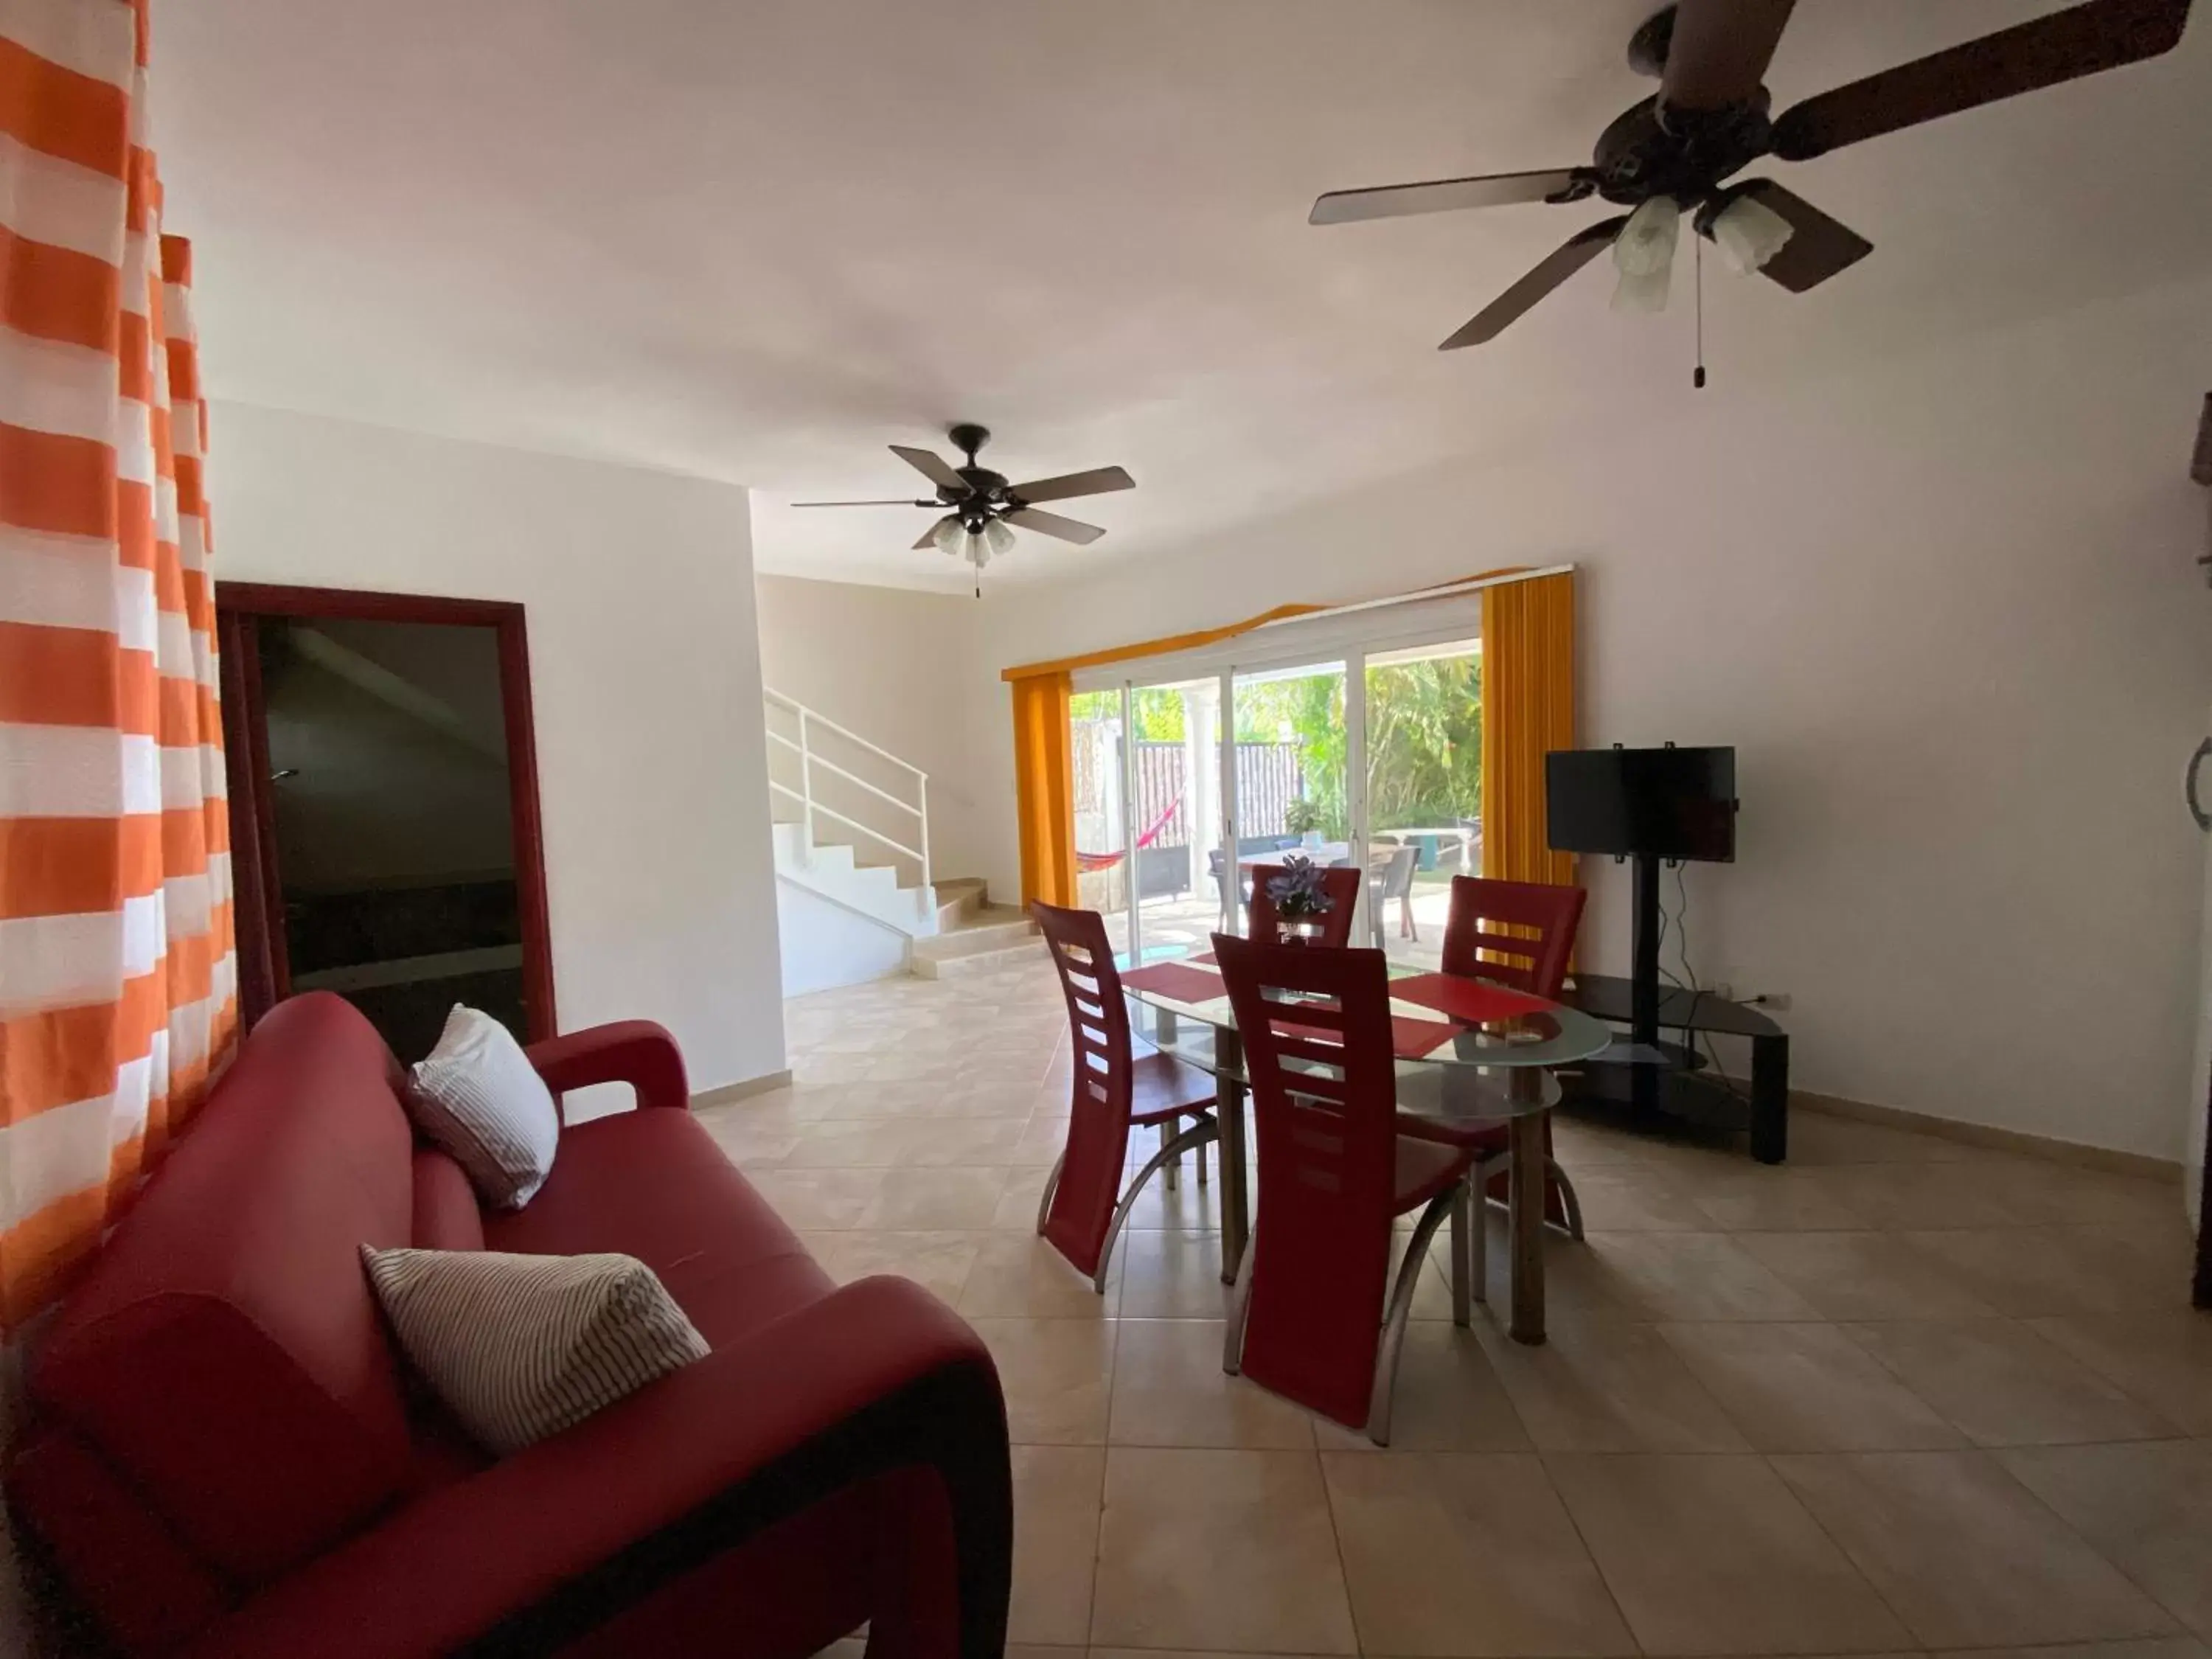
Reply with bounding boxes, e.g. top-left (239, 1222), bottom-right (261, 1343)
top-left (703, 959), bottom-right (2212, 1659)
